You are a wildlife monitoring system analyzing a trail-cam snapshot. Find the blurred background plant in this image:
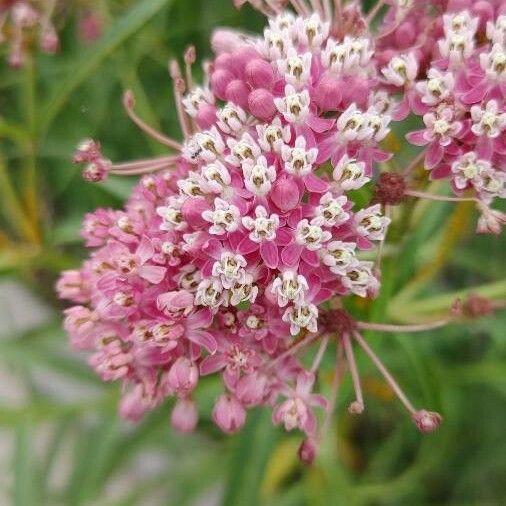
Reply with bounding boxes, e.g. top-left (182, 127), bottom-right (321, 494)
top-left (0, 0), bottom-right (505, 505)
